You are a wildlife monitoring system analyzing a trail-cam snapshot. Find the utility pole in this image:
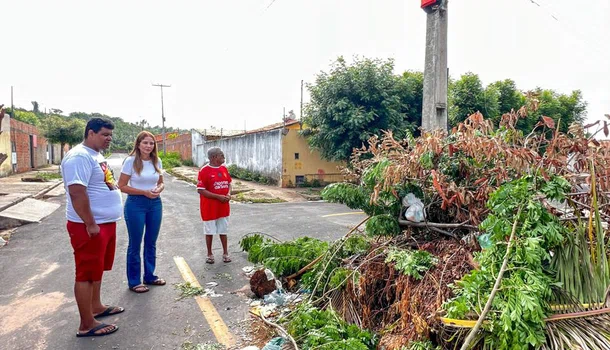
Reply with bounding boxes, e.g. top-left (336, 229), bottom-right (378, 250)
top-left (300, 80), bottom-right (304, 130)
top-left (152, 83), bottom-right (171, 155)
top-left (421, 0), bottom-right (448, 132)
top-left (10, 86), bottom-right (14, 118)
